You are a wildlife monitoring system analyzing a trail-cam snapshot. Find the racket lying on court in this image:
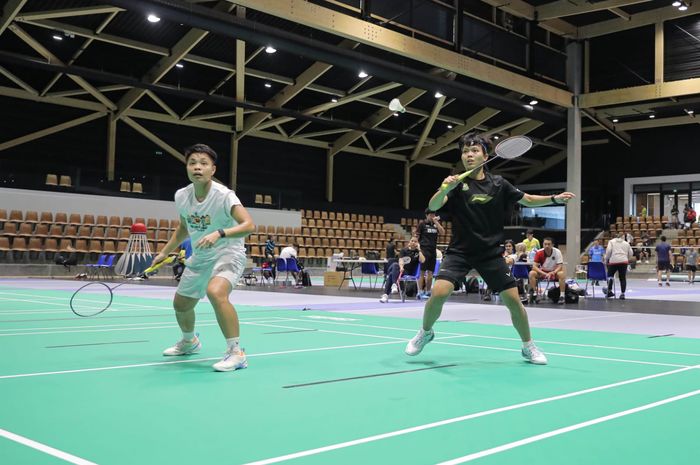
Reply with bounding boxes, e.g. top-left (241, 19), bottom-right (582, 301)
top-left (441, 135), bottom-right (532, 190)
top-left (69, 255), bottom-right (176, 317)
